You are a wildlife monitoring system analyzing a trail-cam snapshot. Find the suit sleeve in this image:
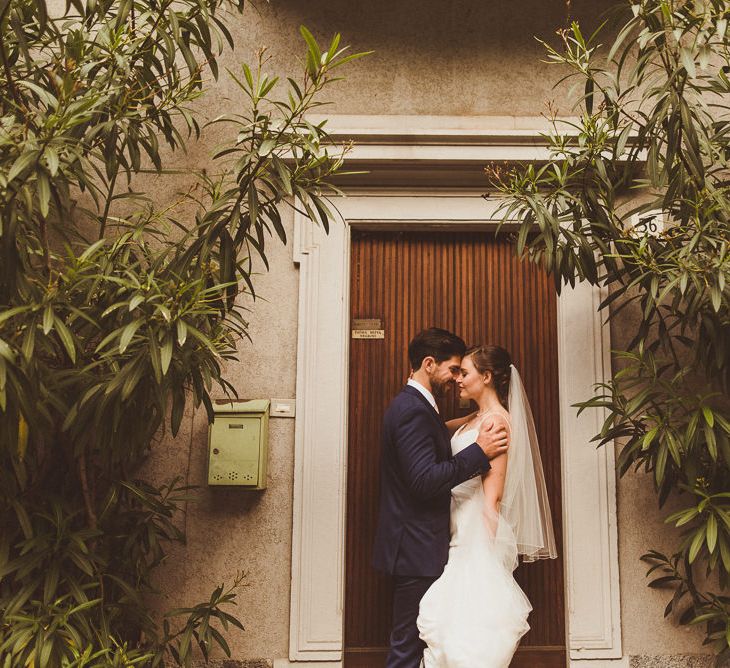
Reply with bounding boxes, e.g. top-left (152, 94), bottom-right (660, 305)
top-left (393, 407), bottom-right (491, 501)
